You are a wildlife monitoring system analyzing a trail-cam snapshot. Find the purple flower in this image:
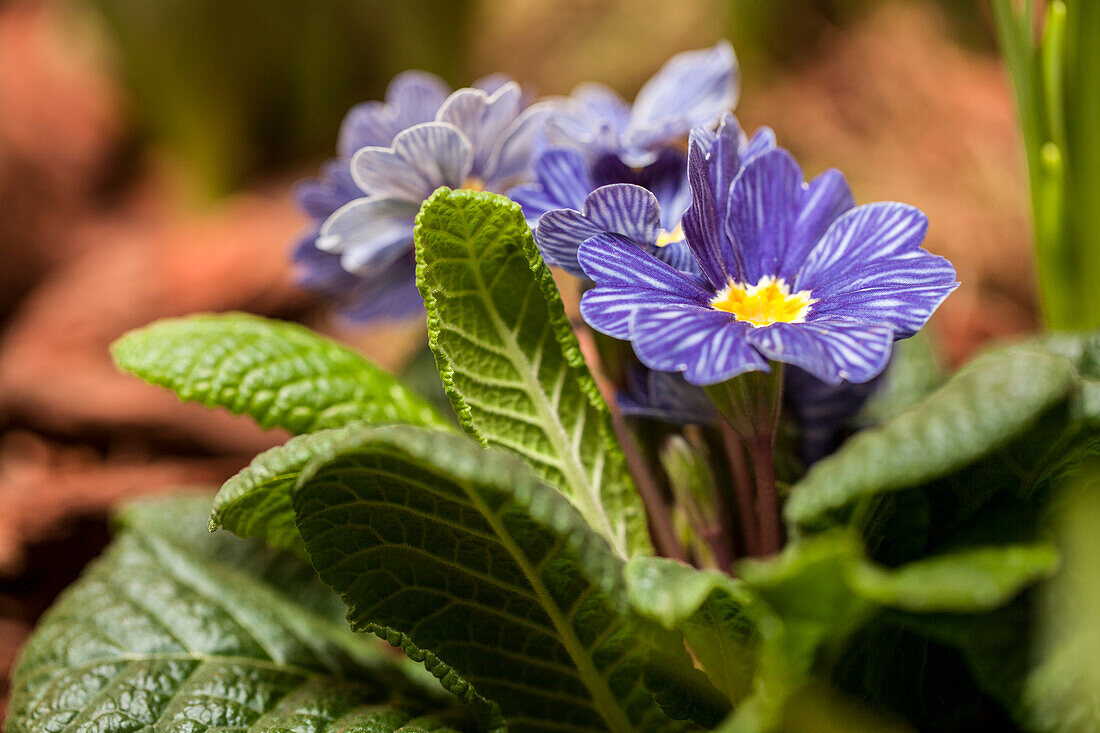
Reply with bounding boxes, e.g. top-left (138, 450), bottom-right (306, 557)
top-left (551, 41), bottom-right (739, 167)
top-left (293, 72), bottom-right (540, 321)
top-left (316, 83), bottom-right (555, 300)
top-left (529, 113), bottom-right (773, 278)
top-left (578, 132), bottom-right (959, 387)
